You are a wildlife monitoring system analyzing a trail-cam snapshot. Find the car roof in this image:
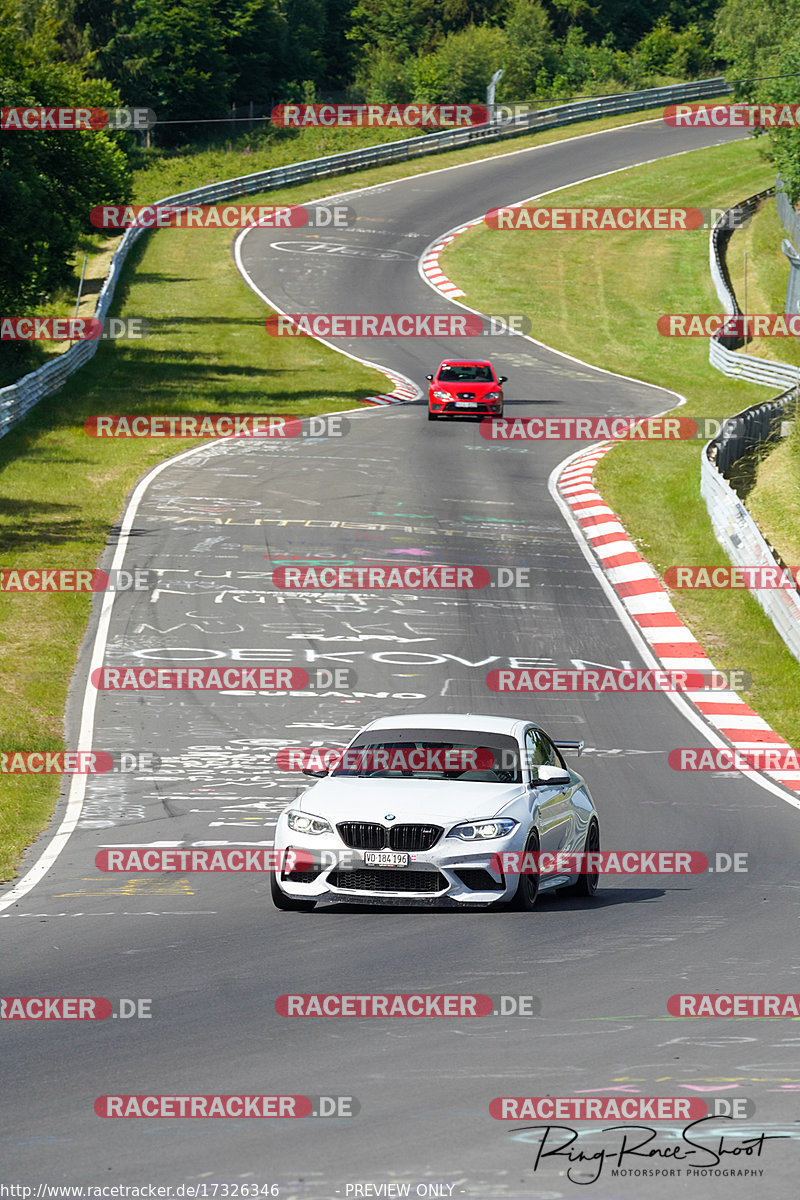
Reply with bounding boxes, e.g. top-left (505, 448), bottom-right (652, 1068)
top-left (437, 359), bottom-right (493, 368)
top-left (360, 713), bottom-right (530, 737)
